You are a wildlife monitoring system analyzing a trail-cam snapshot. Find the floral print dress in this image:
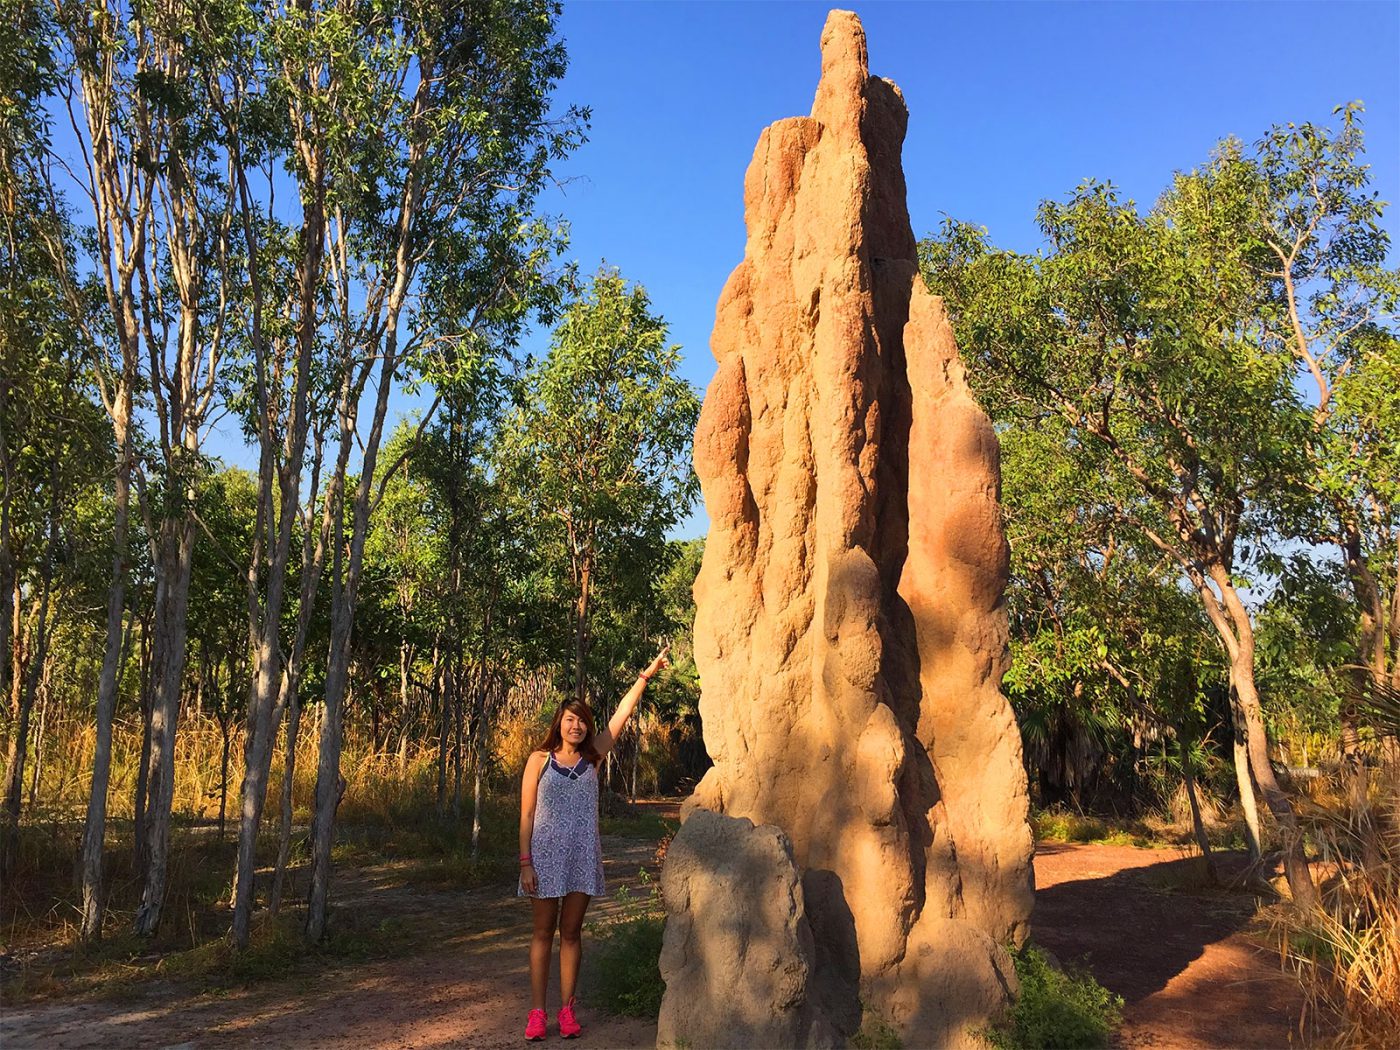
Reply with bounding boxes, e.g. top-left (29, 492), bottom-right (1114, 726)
top-left (519, 752), bottom-right (607, 899)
